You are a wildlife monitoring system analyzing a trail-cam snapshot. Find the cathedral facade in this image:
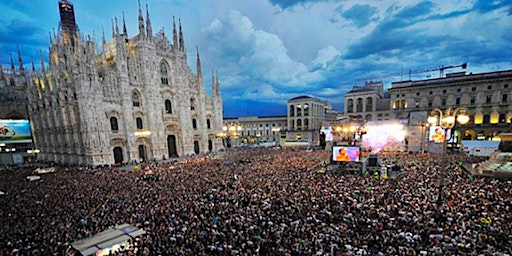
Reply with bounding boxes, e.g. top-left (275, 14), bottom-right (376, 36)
top-left (26, 0), bottom-right (224, 166)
